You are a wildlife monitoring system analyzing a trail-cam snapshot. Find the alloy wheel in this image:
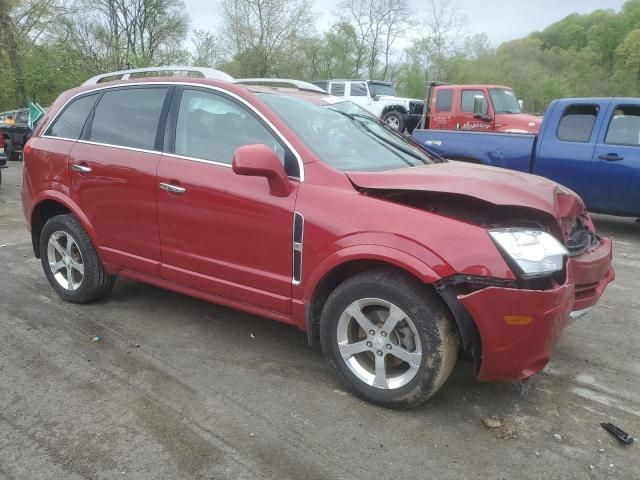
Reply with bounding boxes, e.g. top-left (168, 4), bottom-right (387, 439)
top-left (336, 298), bottom-right (422, 389)
top-left (47, 231), bottom-right (85, 291)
